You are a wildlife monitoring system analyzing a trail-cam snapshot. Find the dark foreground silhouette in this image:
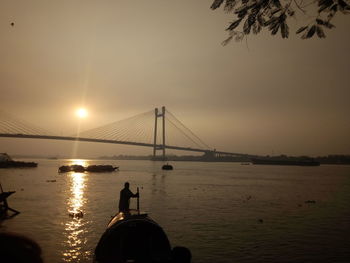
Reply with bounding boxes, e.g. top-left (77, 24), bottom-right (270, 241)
top-left (94, 210), bottom-right (191, 263)
top-left (0, 232), bottom-right (43, 263)
top-left (95, 182), bottom-right (191, 262)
